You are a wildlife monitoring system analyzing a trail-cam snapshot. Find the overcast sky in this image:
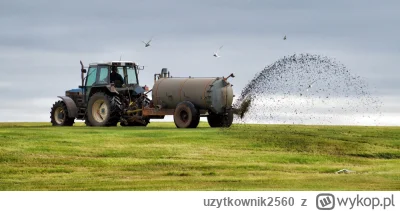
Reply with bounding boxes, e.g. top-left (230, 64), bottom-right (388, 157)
top-left (0, 0), bottom-right (399, 125)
